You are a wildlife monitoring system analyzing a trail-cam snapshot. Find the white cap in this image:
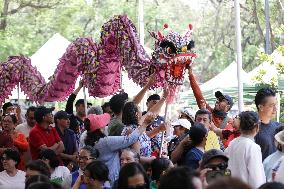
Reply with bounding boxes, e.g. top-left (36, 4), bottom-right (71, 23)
top-left (275, 130), bottom-right (284, 145)
top-left (180, 107), bottom-right (195, 122)
top-left (172, 119), bottom-right (191, 130)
